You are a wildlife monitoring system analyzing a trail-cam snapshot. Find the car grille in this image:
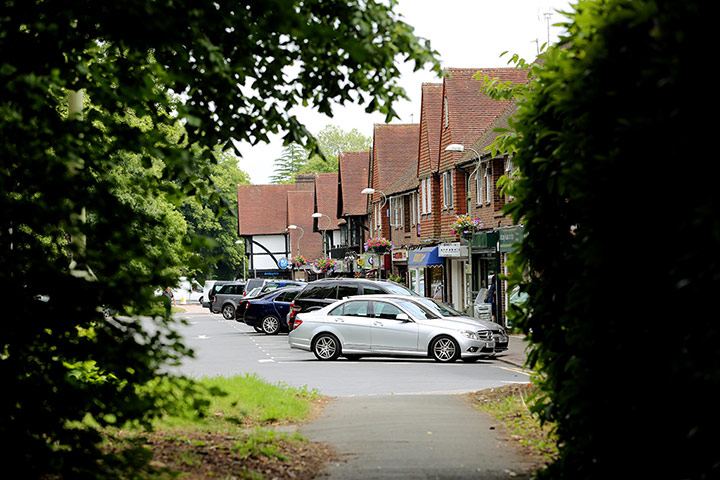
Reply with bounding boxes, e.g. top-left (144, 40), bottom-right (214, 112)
top-left (476, 330), bottom-right (493, 340)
